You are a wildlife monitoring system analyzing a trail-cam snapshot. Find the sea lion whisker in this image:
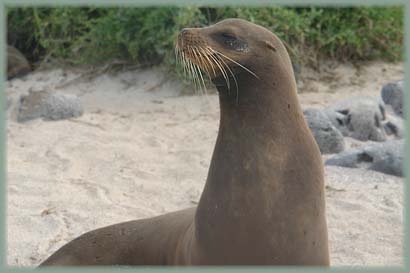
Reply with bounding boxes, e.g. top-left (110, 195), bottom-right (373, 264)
top-left (175, 46), bottom-right (181, 66)
top-left (188, 47), bottom-right (204, 95)
top-left (176, 46), bottom-right (185, 70)
top-left (196, 47), bottom-right (214, 78)
top-left (183, 51), bottom-right (192, 81)
top-left (196, 47), bottom-right (219, 92)
top-left (192, 48), bottom-right (208, 96)
top-left (205, 47), bottom-right (231, 90)
top-left (189, 61), bottom-right (201, 94)
top-left (214, 57), bottom-right (231, 92)
top-left (179, 51), bottom-right (188, 78)
top-left (174, 42), bottom-right (179, 59)
top-left (197, 47), bottom-right (216, 77)
top-left (211, 49), bottom-right (260, 80)
top-left (180, 49), bottom-right (189, 77)
top-left (191, 47), bottom-right (206, 73)
top-left (194, 62), bottom-right (208, 97)
top-left (211, 55), bottom-right (230, 91)
top-left (197, 50), bottom-right (212, 97)
top-left (218, 55), bottom-right (240, 104)
top-left (179, 50), bottom-right (185, 70)
top-left (185, 51), bottom-right (197, 91)
top-left (186, 46), bottom-right (199, 92)
top-left (184, 53), bottom-right (193, 80)
top-left (174, 46), bottom-right (180, 65)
